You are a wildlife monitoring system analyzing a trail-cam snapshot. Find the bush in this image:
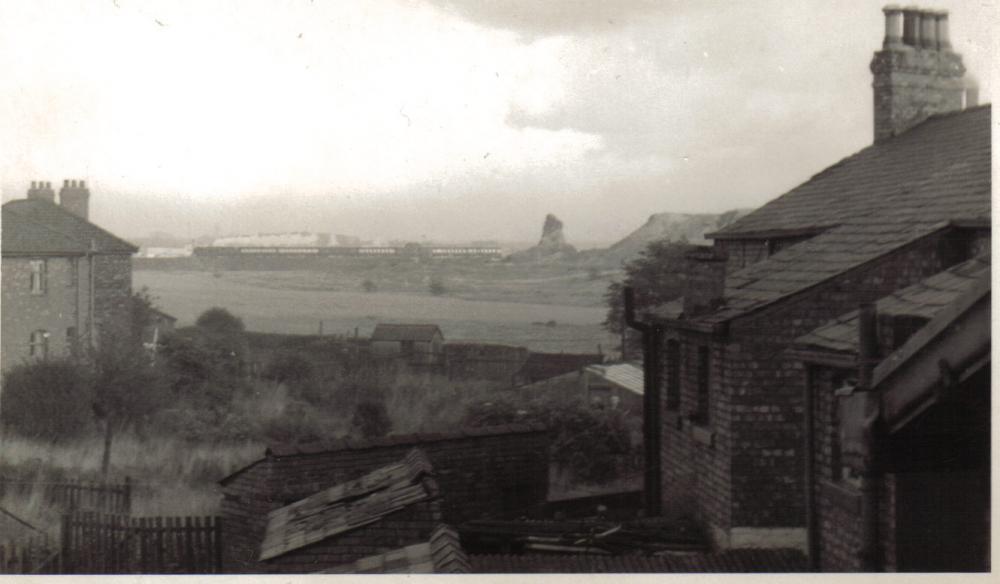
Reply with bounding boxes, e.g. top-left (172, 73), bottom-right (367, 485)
top-left (263, 352), bottom-right (314, 385)
top-left (461, 396), bottom-right (637, 484)
top-left (362, 279), bottom-right (378, 293)
top-left (429, 275), bottom-right (447, 296)
top-left (350, 400), bottom-right (393, 439)
top-left (0, 359), bottom-right (95, 442)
